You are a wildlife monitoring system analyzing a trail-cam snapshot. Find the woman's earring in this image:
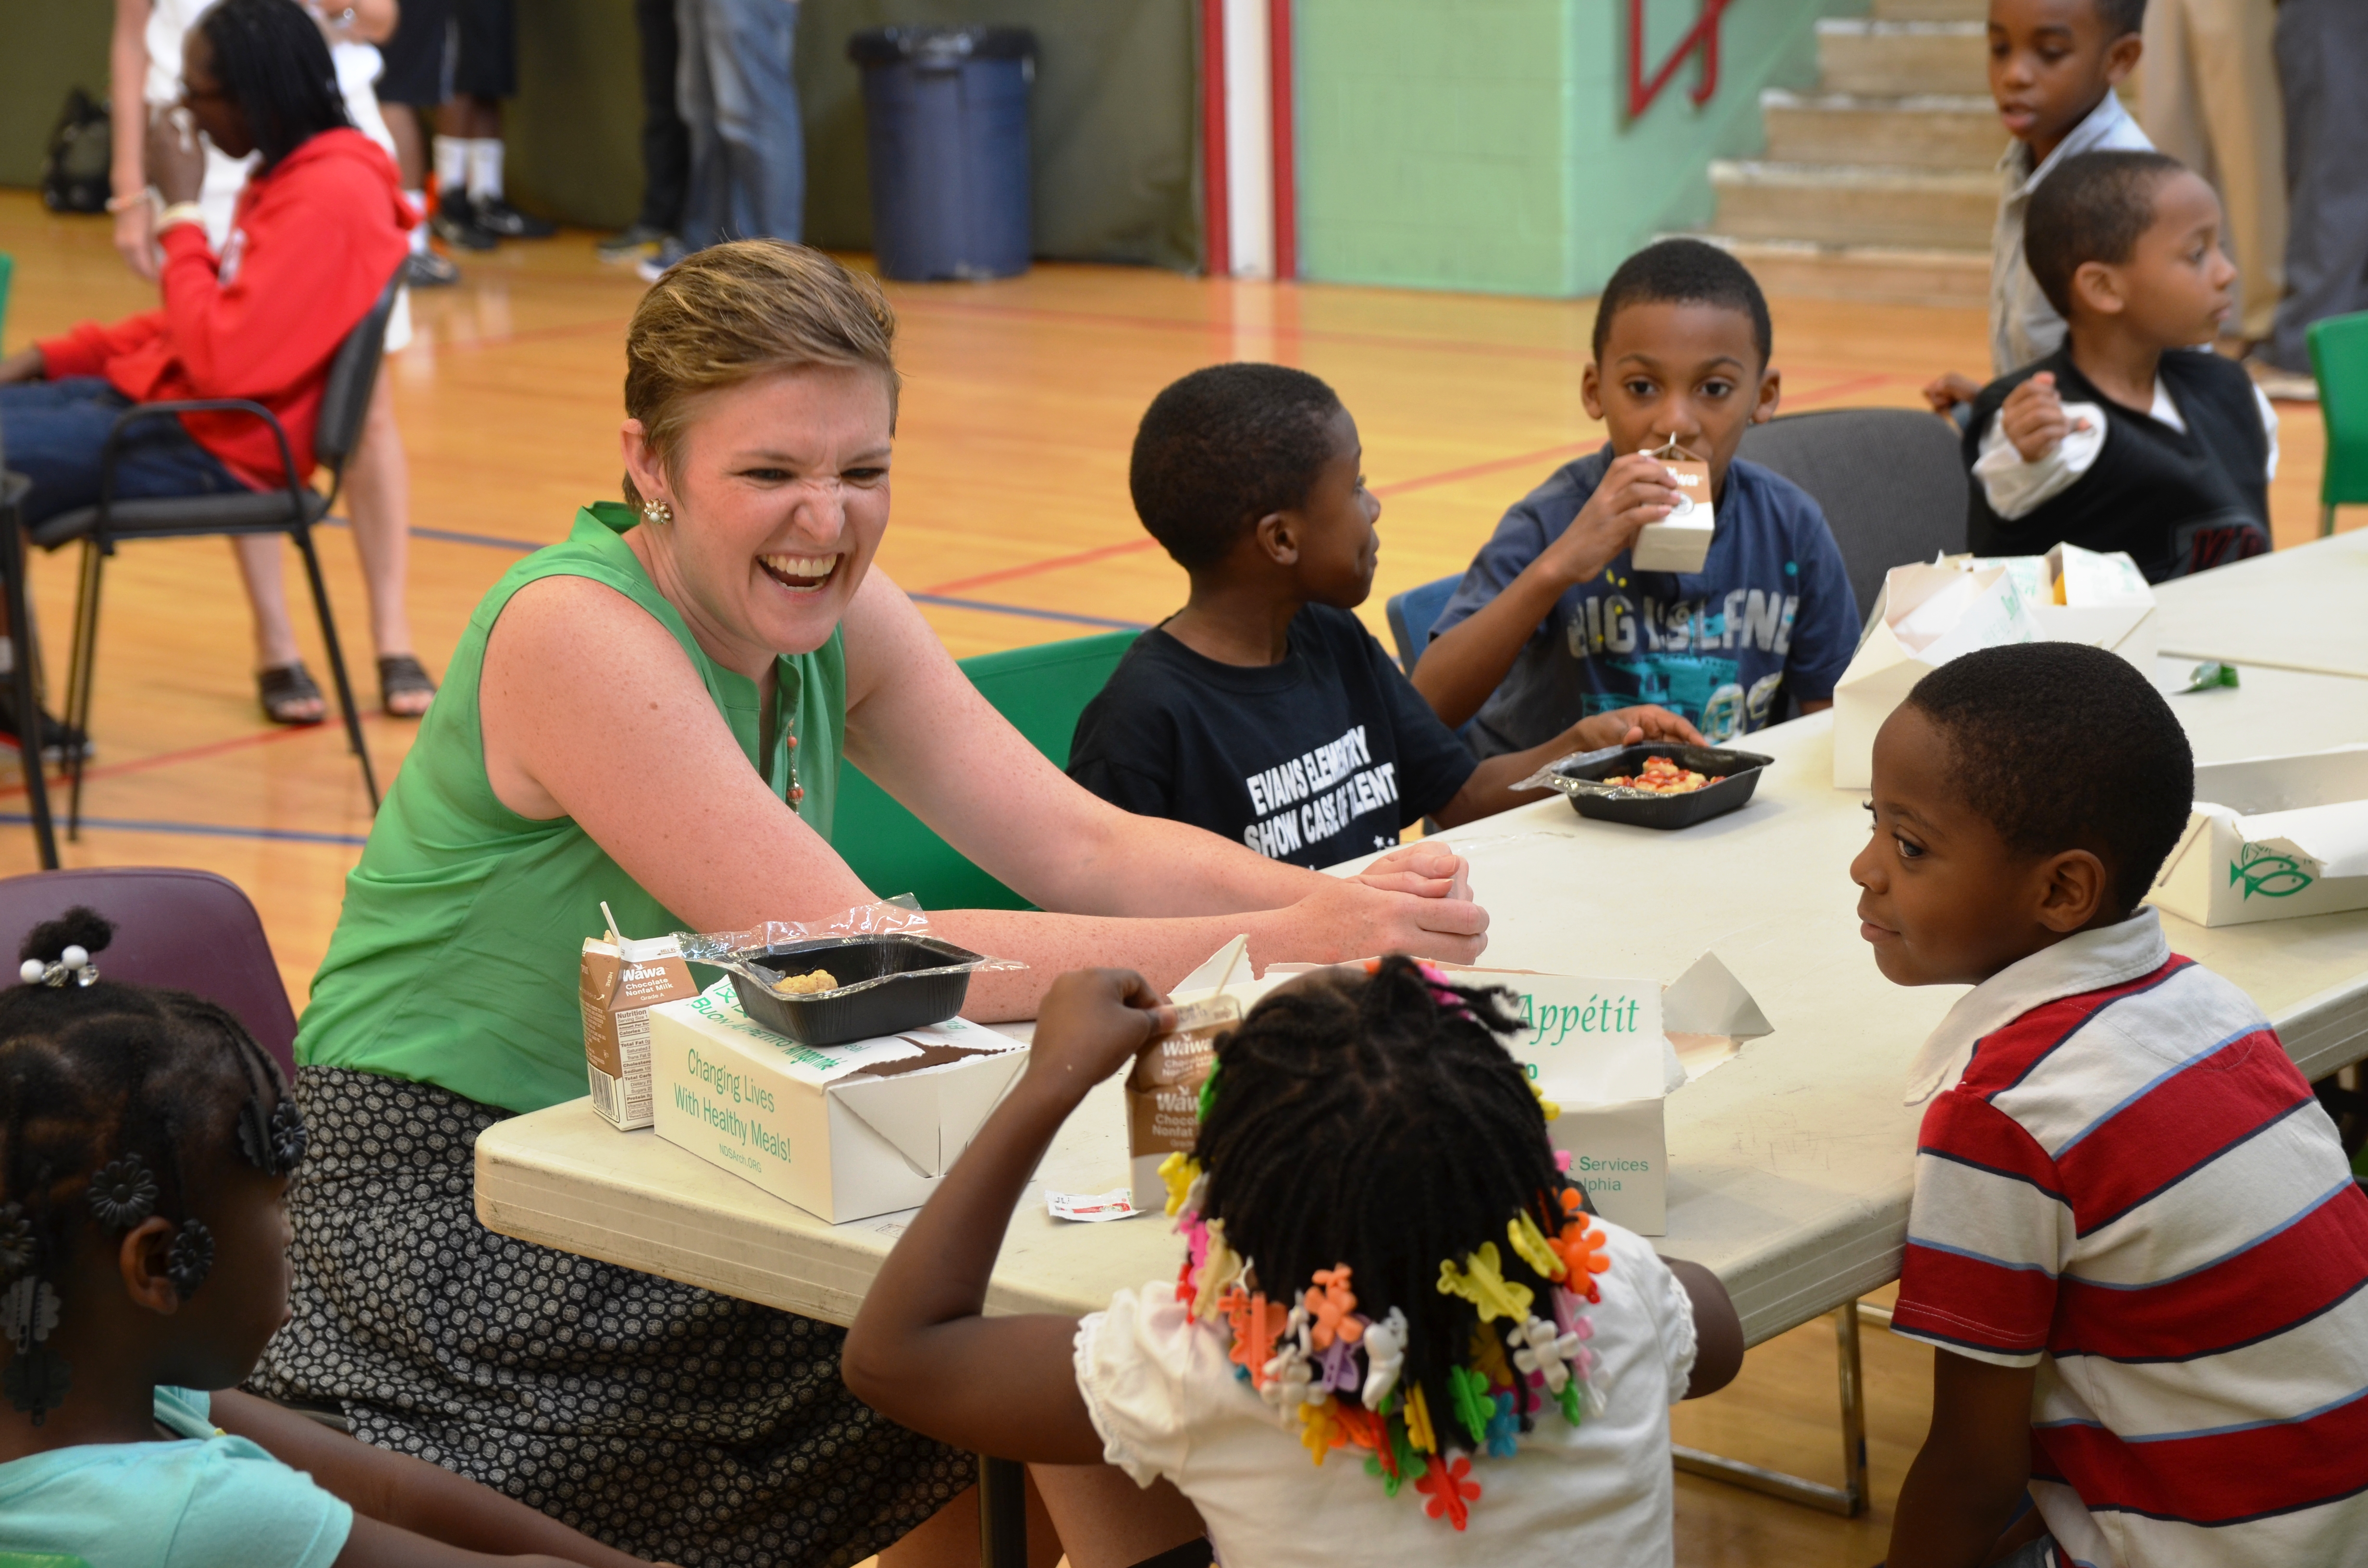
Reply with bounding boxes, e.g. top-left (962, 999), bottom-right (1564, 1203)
top-left (641, 498), bottom-right (674, 526)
